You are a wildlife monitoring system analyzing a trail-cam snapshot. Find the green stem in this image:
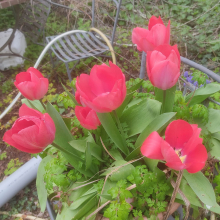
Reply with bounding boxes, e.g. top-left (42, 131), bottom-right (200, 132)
top-left (39, 99), bottom-right (46, 110)
top-left (27, 100), bottom-right (38, 110)
top-left (162, 90), bottom-right (166, 113)
top-left (168, 170), bottom-right (174, 182)
top-left (215, 163), bottom-right (220, 174)
top-left (113, 110), bottom-right (125, 138)
top-left (51, 142), bottom-right (76, 157)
